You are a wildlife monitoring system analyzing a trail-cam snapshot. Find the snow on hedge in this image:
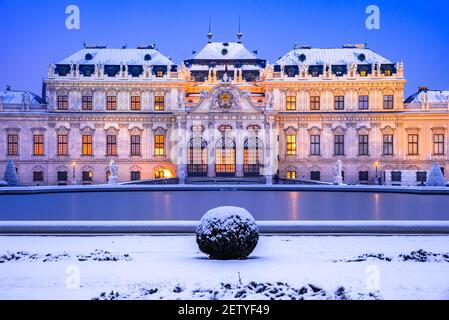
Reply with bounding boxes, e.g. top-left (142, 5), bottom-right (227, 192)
top-left (3, 160), bottom-right (19, 186)
top-left (426, 162), bottom-right (446, 187)
top-left (196, 206), bottom-right (259, 260)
